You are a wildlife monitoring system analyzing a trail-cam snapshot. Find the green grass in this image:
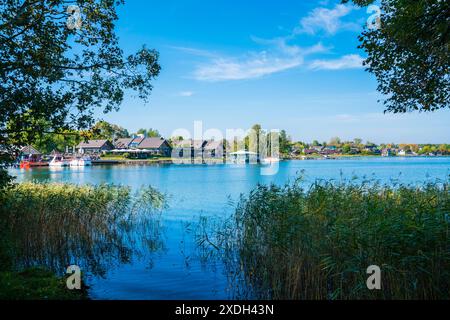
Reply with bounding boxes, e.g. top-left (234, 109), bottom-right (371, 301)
top-left (0, 268), bottom-right (87, 300)
top-left (216, 178), bottom-right (450, 300)
top-left (100, 154), bottom-right (172, 162)
top-left (0, 182), bottom-right (165, 299)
